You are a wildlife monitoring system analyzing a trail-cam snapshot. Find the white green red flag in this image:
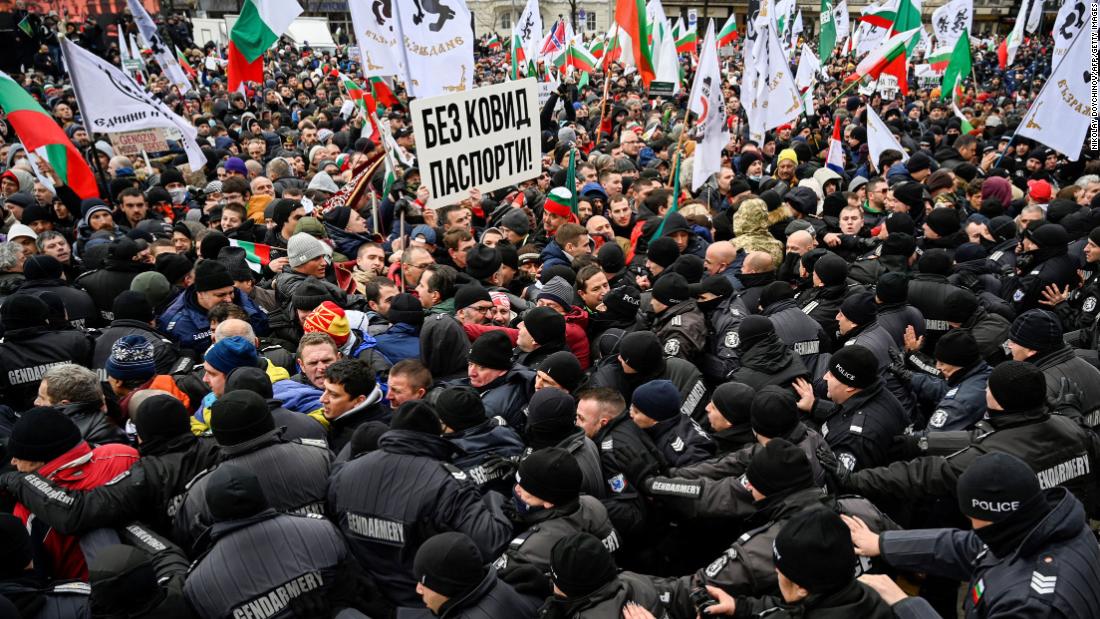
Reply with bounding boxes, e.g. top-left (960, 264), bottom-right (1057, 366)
top-left (175, 47), bottom-right (197, 78)
top-left (615, 0), bottom-right (656, 85)
top-left (589, 36), bottom-right (606, 58)
top-left (675, 22), bottom-right (698, 54)
top-left (486, 34), bottom-right (501, 50)
top-left (227, 0), bottom-right (302, 92)
top-left (997, 0), bottom-right (1027, 68)
top-left (845, 27), bottom-right (921, 95)
top-left (927, 45), bottom-right (952, 72)
top-left (229, 239), bottom-right (273, 272)
top-left (368, 77), bottom-right (397, 109)
top-left (952, 102), bottom-right (975, 133)
top-left (717, 13), bottom-right (738, 47)
top-left (939, 29), bottom-right (972, 99)
top-left (0, 70), bottom-right (98, 199)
